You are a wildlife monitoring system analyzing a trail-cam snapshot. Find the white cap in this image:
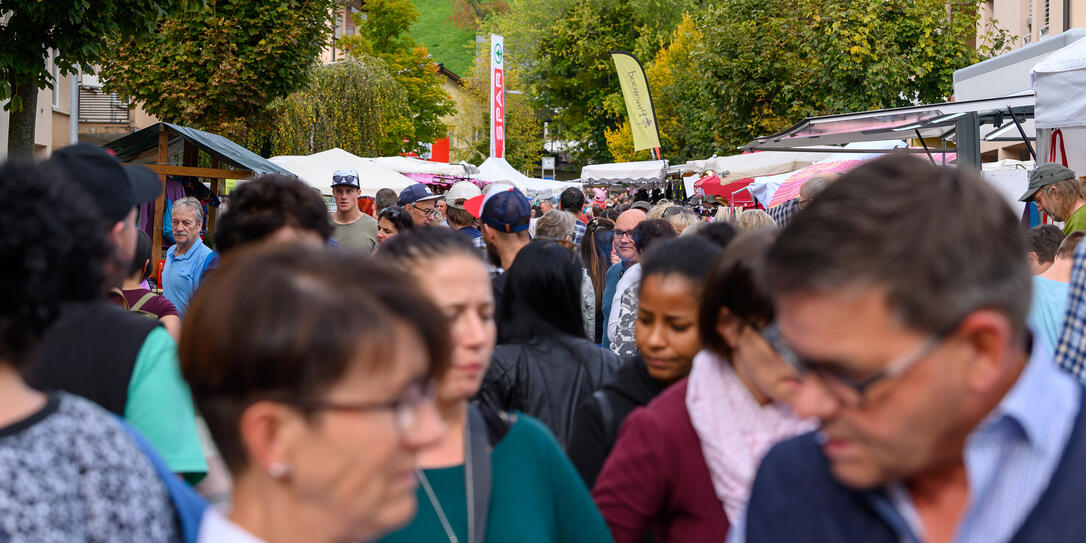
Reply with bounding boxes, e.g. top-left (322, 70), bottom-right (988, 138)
top-left (445, 181), bottom-right (483, 209)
